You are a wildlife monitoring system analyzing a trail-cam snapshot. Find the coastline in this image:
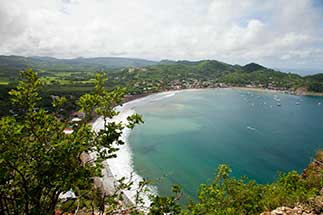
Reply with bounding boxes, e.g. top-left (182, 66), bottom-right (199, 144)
top-left (91, 90), bottom-right (183, 207)
top-left (231, 86), bottom-right (283, 93)
top-left (92, 106), bottom-right (149, 206)
top-left (124, 87), bottom-right (323, 105)
top-left (91, 108), bottom-right (139, 206)
top-left (90, 86), bottom-right (322, 207)
top-left (231, 86), bottom-right (323, 97)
